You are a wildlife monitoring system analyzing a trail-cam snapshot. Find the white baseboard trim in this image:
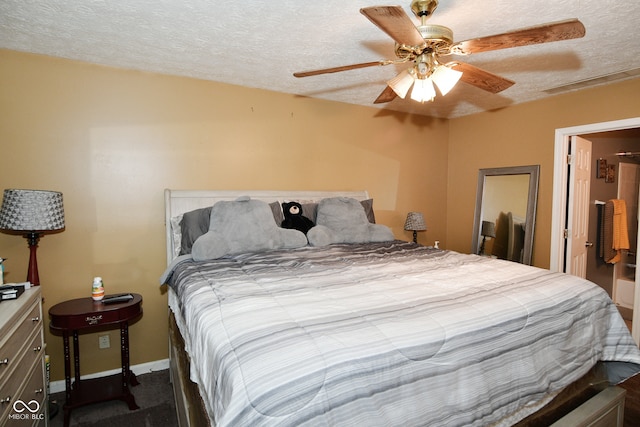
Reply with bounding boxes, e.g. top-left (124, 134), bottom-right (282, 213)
top-left (49, 358), bottom-right (170, 394)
